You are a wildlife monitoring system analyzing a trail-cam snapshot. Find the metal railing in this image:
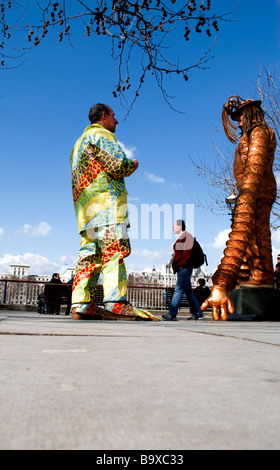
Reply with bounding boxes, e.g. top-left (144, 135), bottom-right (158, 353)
top-left (0, 279), bottom-right (46, 306)
top-left (0, 279), bottom-right (183, 310)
